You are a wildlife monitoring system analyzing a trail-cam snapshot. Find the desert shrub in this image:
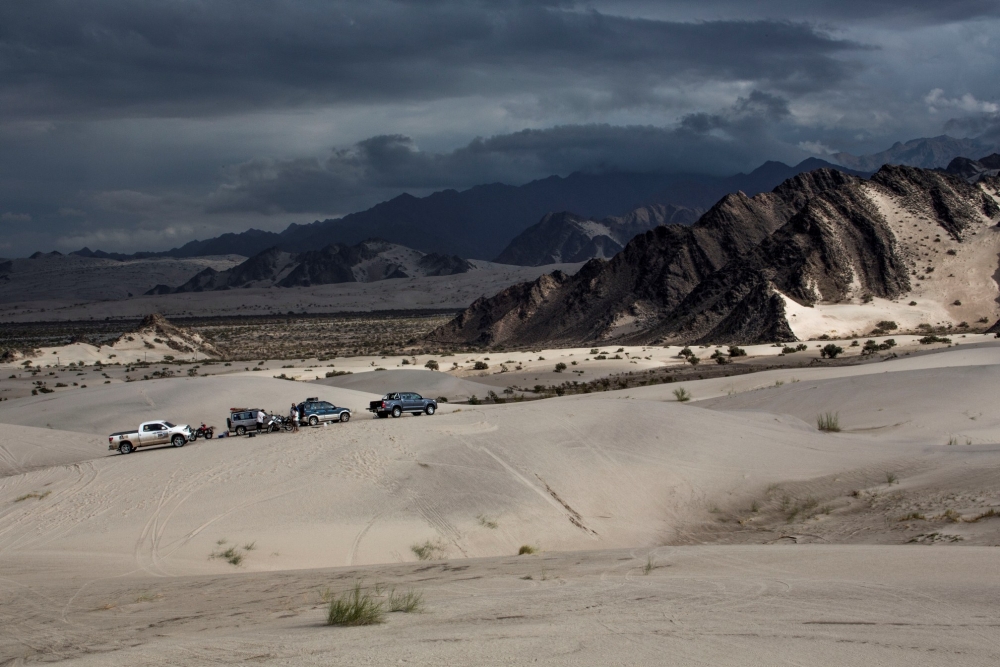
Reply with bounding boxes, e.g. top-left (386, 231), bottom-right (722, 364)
top-left (817, 412), bottom-right (840, 432)
top-left (467, 395), bottom-right (480, 405)
top-left (473, 361), bottom-right (488, 370)
top-left (795, 343), bottom-right (808, 351)
top-left (918, 335), bottom-right (951, 344)
top-left (678, 347), bottom-right (693, 358)
top-left (877, 321), bottom-right (897, 330)
top-left (781, 346), bottom-right (797, 354)
top-left (437, 396), bottom-right (448, 403)
top-left (686, 355), bottom-right (700, 366)
top-left (326, 582), bottom-right (385, 626)
top-left (554, 362), bottom-right (567, 372)
top-left (953, 300), bottom-right (962, 306)
top-left (518, 545), bottom-right (536, 555)
top-left (673, 387), bottom-right (691, 402)
top-left (820, 344), bottom-right (844, 359)
top-left (401, 358), bottom-right (410, 365)
top-left (850, 340), bottom-right (859, 346)
top-left (728, 346), bottom-right (747, 357)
